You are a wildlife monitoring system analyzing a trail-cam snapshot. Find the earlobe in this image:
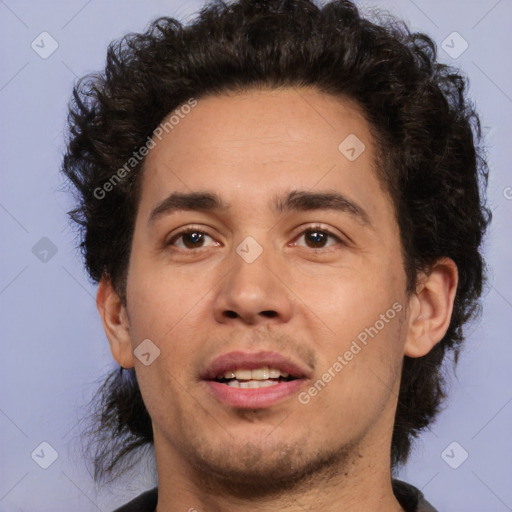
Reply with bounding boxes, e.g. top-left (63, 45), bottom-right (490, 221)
top-left (404, 258), bottom-right (458, 358)
top-left (96, 277), bottom-right (135, 368)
